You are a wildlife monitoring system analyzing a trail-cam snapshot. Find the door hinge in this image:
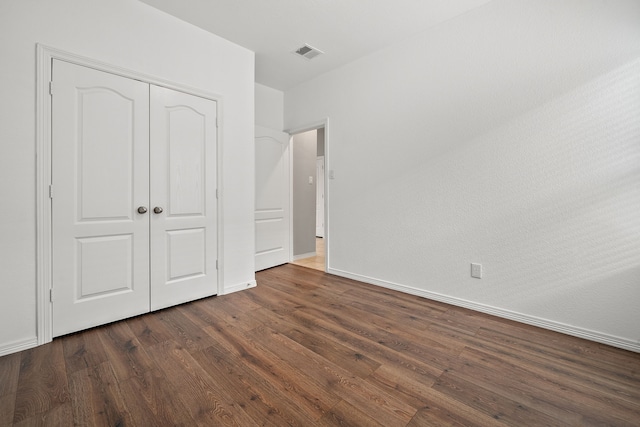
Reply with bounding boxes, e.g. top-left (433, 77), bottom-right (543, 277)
top-left (216, 260), bottom-right (218, 270)
top-left (216, 189), bottom-right (219, 199)
top-left (49, 81), bottom-right (54, 95)
top-left (49, 184), bottom-right (54, 199)
top-left (216, 117), bottom-right (219, 128)
top-left (49, 288), bottom-right (53, 302)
